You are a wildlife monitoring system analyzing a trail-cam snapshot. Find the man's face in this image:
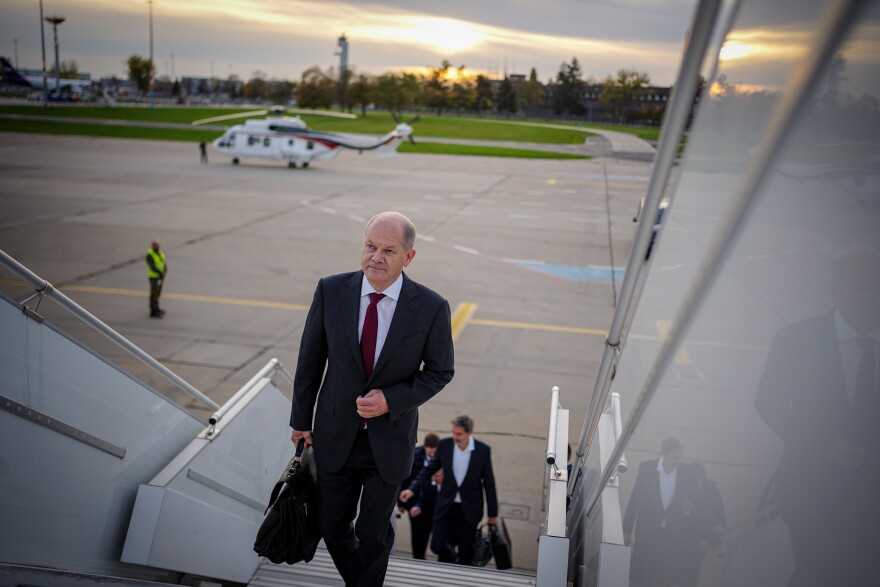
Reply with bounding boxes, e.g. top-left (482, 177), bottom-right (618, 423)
top-left (361, 217), bottom-right (415, 292)
top-left (662, 449), bottom-right (684, 473)
top-left (451, 425), bottom-right (471, 450)
top-left (424, 446), bottom-right (437, 459)
top-left (151, 240), bottom-right (160, 251)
